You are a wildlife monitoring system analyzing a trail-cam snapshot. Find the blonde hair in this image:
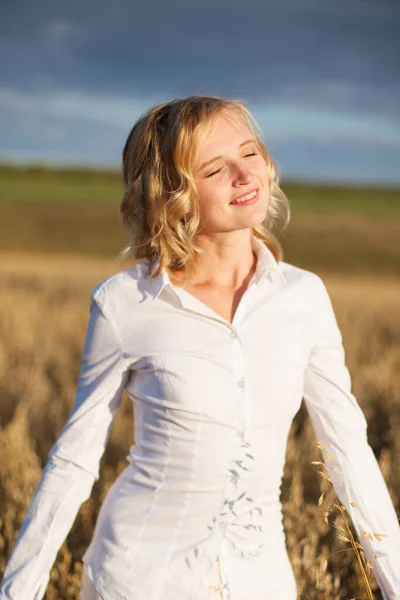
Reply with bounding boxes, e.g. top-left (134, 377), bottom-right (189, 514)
top-left (120, 95), bottom-right (290, 286)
